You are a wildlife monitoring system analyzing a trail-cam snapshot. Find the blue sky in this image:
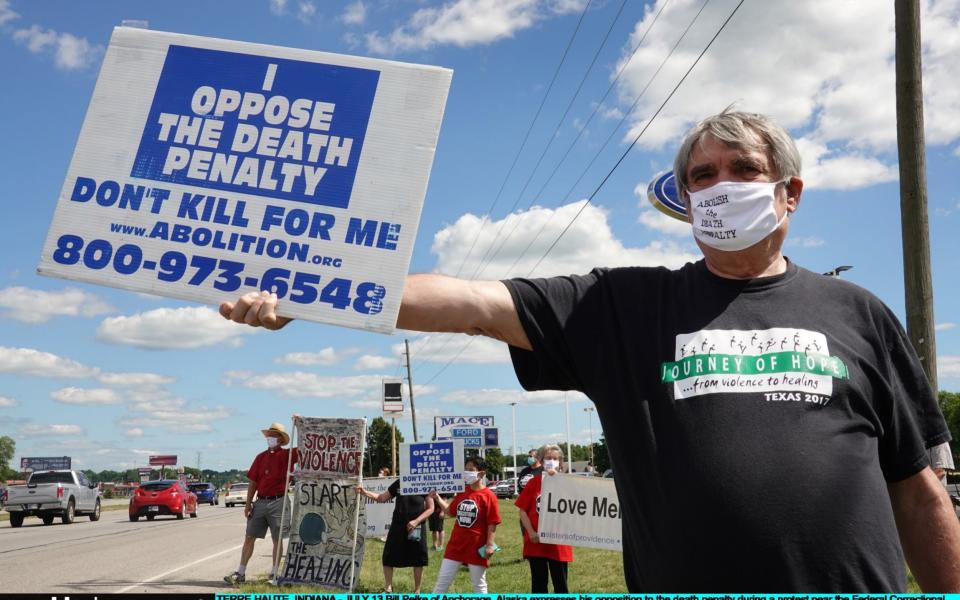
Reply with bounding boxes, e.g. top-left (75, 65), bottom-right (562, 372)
top-left (1, 0), bottom-right (958, 473)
